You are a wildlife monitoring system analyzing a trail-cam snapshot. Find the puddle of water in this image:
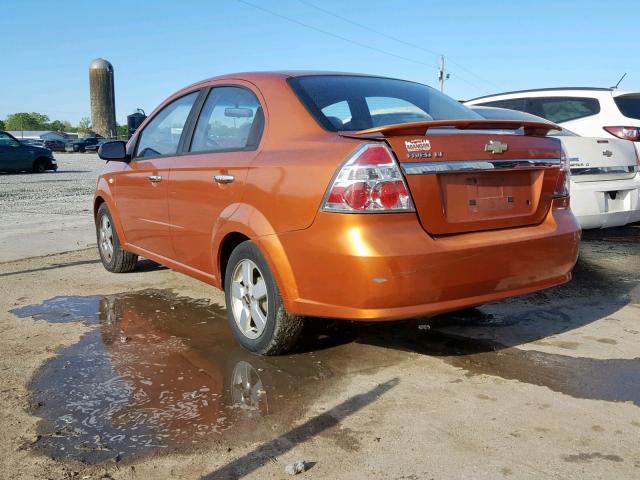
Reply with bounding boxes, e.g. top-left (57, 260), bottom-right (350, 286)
top-left (11, 290), bottom-right (356, 464)
top-left (12, 295), bottom-right (102, 324)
